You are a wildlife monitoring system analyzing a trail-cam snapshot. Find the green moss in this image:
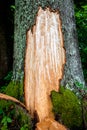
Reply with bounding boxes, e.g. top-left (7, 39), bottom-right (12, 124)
top-left (0, 80), bottom-right (33, 129)
top-left (15, 105), bottom-right (33, 129)
top-left (83, 97), bottom-right (87, 126)
top-left (51, 87), bottom-right (82, 129)
top-left (0, 100), bottom-right (33, 130)
top-left (4, 81), bottom-right (24, 102)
